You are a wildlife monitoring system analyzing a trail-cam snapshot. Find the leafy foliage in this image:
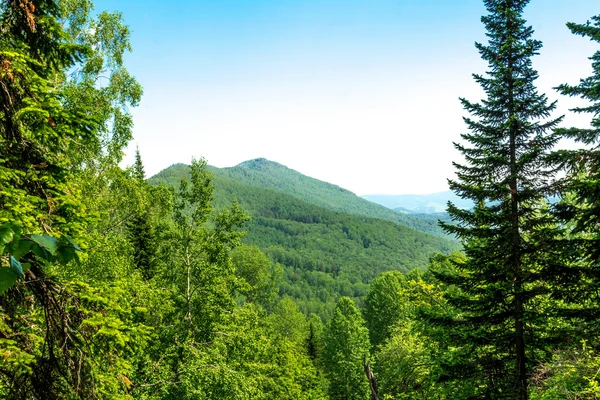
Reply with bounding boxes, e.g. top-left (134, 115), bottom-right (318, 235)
top-left (231, 245), bottom-right (282, 308)
top-left (323, 297), bottom-right (371, 400)
top-left (363, 270), bottom-right (408, 349)
top-left (0, 222), bottom-right (81, 294)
